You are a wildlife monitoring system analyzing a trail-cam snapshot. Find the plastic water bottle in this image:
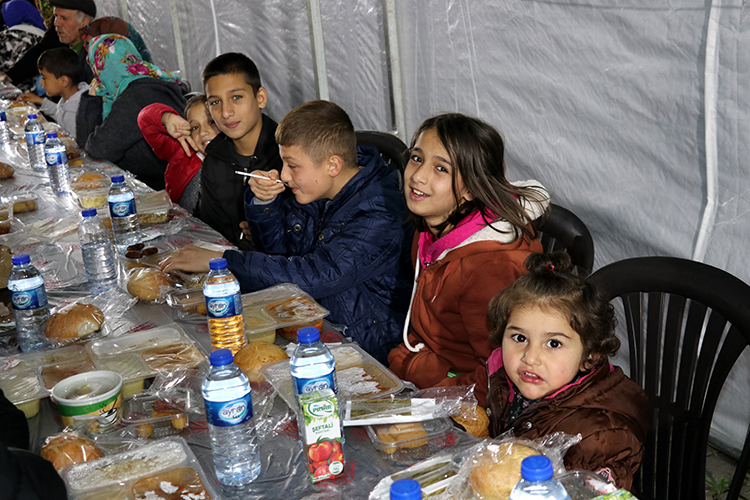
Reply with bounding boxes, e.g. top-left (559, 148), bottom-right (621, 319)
top-left (107, 174), bottom-right (141, 254)
top-left (79, 209), bottom-right (117, 294)
top-left (202, 349), bottom-right (261, 486)
top-left (290, 326), bottom-right (337, 399)
top-left (0, 111), bottom-right (10, 144)
top-left (509, 456), bottom-right (572, 500)
top-left (8, 254), bottom-right (50, 352)
top-left (44, 132), bottom-right (70, 195)
top-left (204, 258), bottom-right (246, 353)
top-left (24, 114), bottom-right (46, 171)
top-left (391, 479), bottom-right (422, 499)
